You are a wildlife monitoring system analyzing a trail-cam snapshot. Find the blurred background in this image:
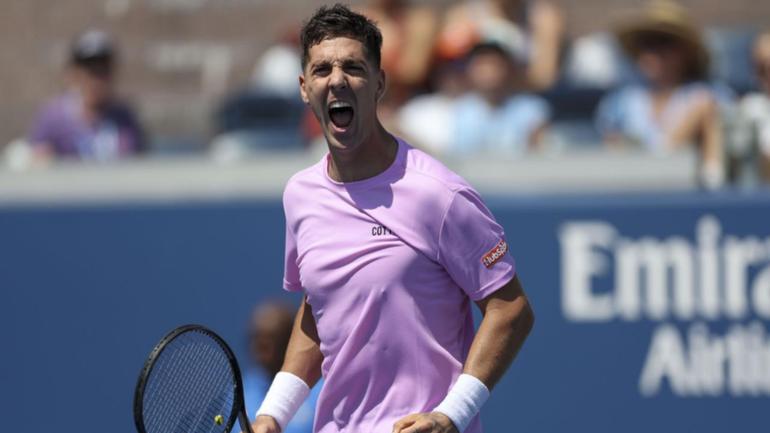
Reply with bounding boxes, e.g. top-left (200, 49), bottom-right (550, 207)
top-left (1, 0), bottom-right (769, 432)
